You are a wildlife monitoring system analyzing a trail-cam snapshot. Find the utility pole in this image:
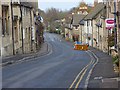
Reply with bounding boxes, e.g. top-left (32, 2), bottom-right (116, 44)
top-left (11, 1), bottom-right (15, 55)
